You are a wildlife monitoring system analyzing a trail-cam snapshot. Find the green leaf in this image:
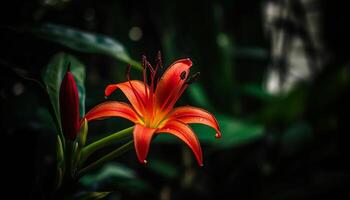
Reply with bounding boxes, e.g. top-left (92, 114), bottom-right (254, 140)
top-left (78, 119), bottom-right (89, 148)
top-left (147, 159), bottom-right (178, 179)
top-left (242, 84), bottom-right (275, 101)
top-left (70, 192), bottom-right (110, 200)
top-left (155, 115), bottom-right (264, 149)
top-left (80, 162), bottom-right (152, 193)
top-left (42, 52), bottom-right (86, 139)
top-left (34, 23), bottom-right (141, 70)
top-left (187, 83), bottom-right (213, 109)
top-left (81, 163), bottom-right (136, 183)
